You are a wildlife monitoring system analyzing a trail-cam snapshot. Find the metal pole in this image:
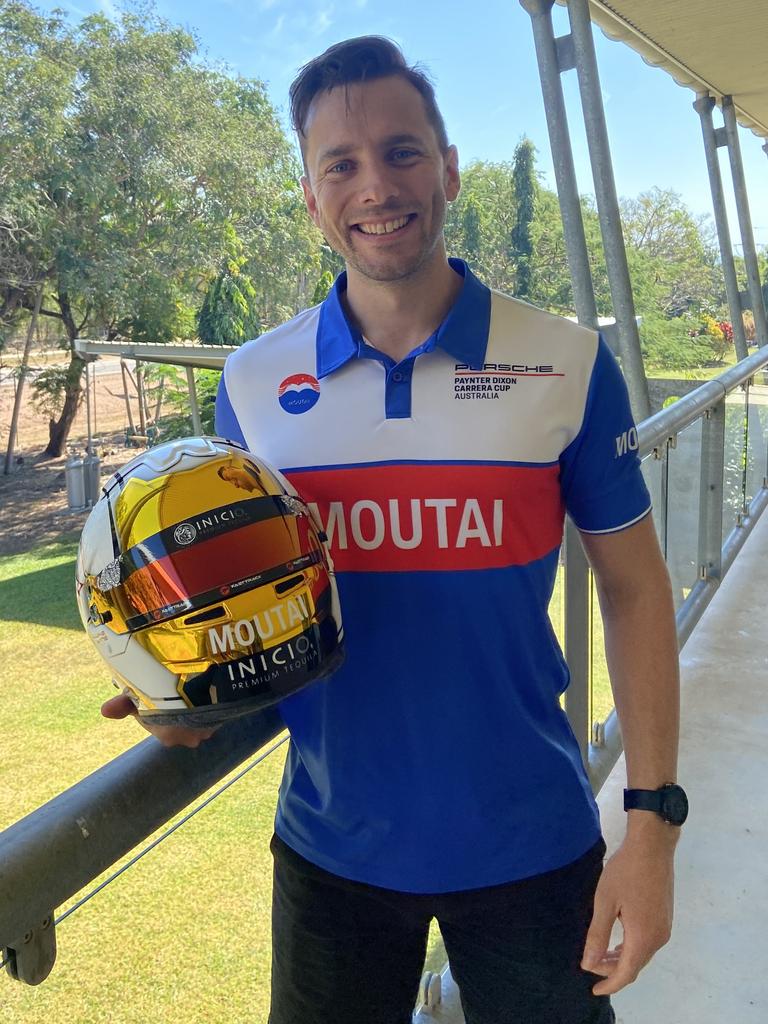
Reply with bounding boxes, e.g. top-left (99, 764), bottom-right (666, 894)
top-left (566, 0), bottom-right (650, 421)
top-left (4, 285), bottom-right (43, 475)
top-left (563, 519), bottom-right (591, 764)
top-left (120, 360), bottom-right (137, 437)
top-left (84, 360), bottom-right (93, 452)
top-left (186, 365), bottom-right (203, 434)
top-left (135, 362), bottom-right (147, 437)
top-left (697, 401), bottom-right (725, 581)
top-left (519, 0), bottom-right (599, 329)
top-left (722, 96), bottom-right (768, 349)
top-left (693, 95), bottom-right (750, 361)
top-left (92, 361), bottom-right (98, 439)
